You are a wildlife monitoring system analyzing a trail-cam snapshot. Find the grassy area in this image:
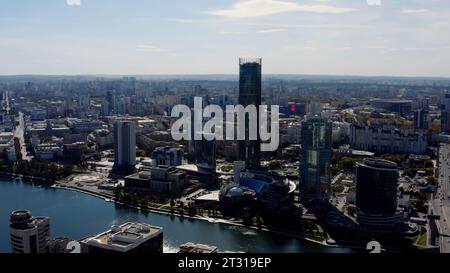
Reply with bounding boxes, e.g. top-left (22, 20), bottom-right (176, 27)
top-left (220, 165), bottom-right (233, 173)
top-left (416, 233), bottom-right (428, 247)
top-left (159, 203), bottom-right (173, 210)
